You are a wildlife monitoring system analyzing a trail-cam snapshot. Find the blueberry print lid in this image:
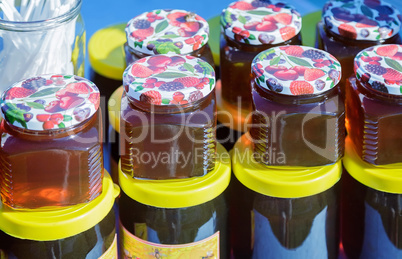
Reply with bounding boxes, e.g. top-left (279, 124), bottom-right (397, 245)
top-left (123, 54), bottom-right (216, 105)
top-left (322, 0), bottom-right (401, 41)
top-left (125, 9), bottom-right (210, 55)
top-left (220, 0), bottom-right (302, 45)
top-left (1, 75), bottom-right (100, 131)
top-left (354, 44), bottom-right (402, 95)
top-left (252, 46), bottom-right (342, 95)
